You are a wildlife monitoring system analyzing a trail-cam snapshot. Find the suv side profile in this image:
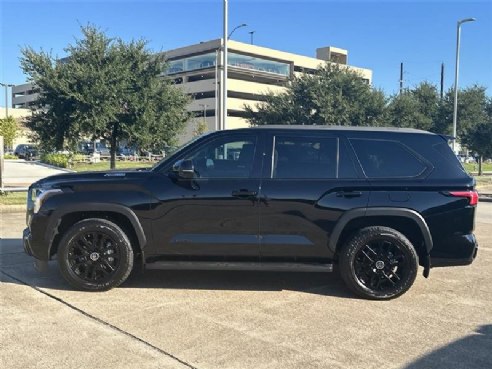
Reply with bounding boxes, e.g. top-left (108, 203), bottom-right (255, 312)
top-left (14, 144), bottom-right (38, 159)
top-left (23, 126), bottom-right (478, 299)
